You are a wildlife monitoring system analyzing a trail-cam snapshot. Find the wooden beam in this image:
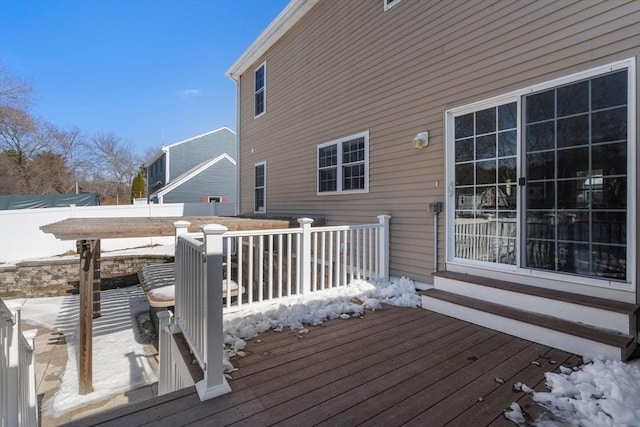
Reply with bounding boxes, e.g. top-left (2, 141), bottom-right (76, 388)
top-left (78, 239), bottom-right (95, 395)
top-left (41, 216), bottom-right (296, 241)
